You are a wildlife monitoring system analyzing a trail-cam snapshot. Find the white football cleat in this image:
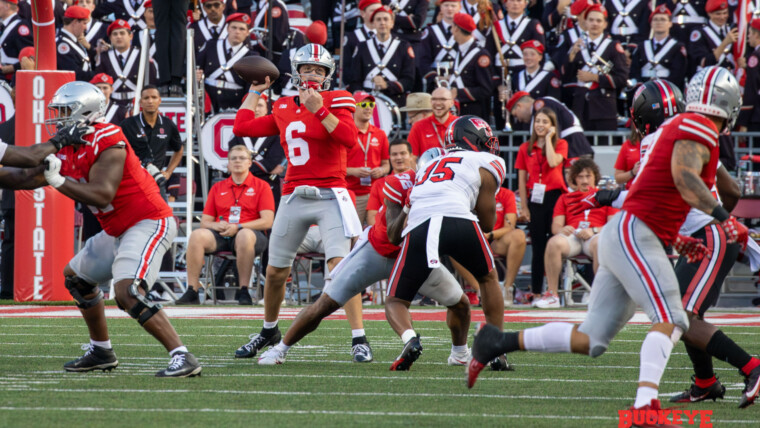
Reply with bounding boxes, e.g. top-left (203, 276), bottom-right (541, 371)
top-left (447, 347), bottom-right (471, 366)
top-left (258, 347), bottom-right (286, 365)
